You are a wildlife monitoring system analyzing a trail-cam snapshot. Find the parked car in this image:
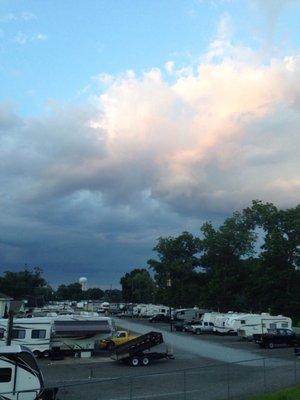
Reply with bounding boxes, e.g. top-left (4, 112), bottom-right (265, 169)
top-left (190, 321), bottom-right (215, 335)
top-left (253, 329), bottom-right (300, 349)
top-left (149, 314), bottom-right (171, 323)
